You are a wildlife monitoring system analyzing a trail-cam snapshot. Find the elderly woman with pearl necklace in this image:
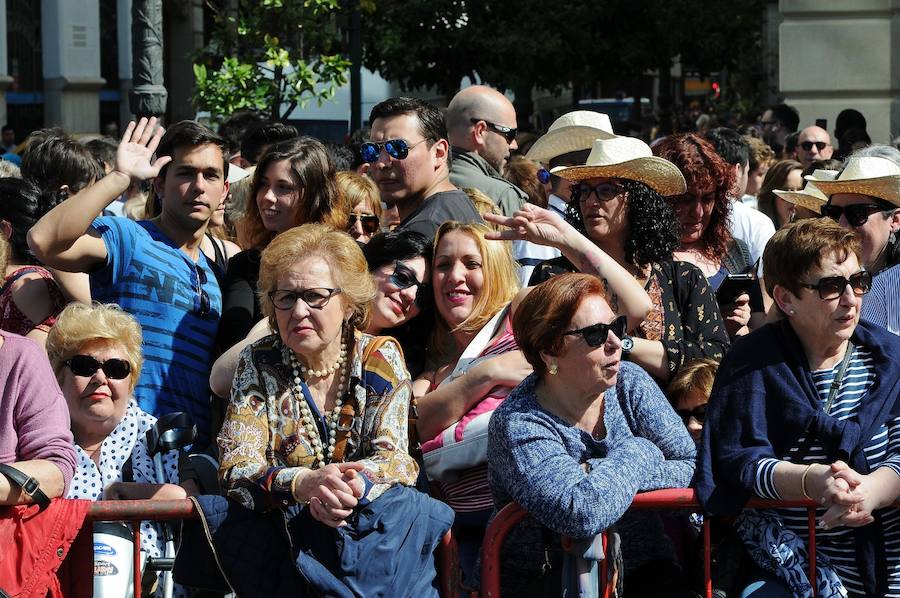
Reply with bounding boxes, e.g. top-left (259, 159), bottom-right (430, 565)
top-left (210, 224), bottom-right (451, 598)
